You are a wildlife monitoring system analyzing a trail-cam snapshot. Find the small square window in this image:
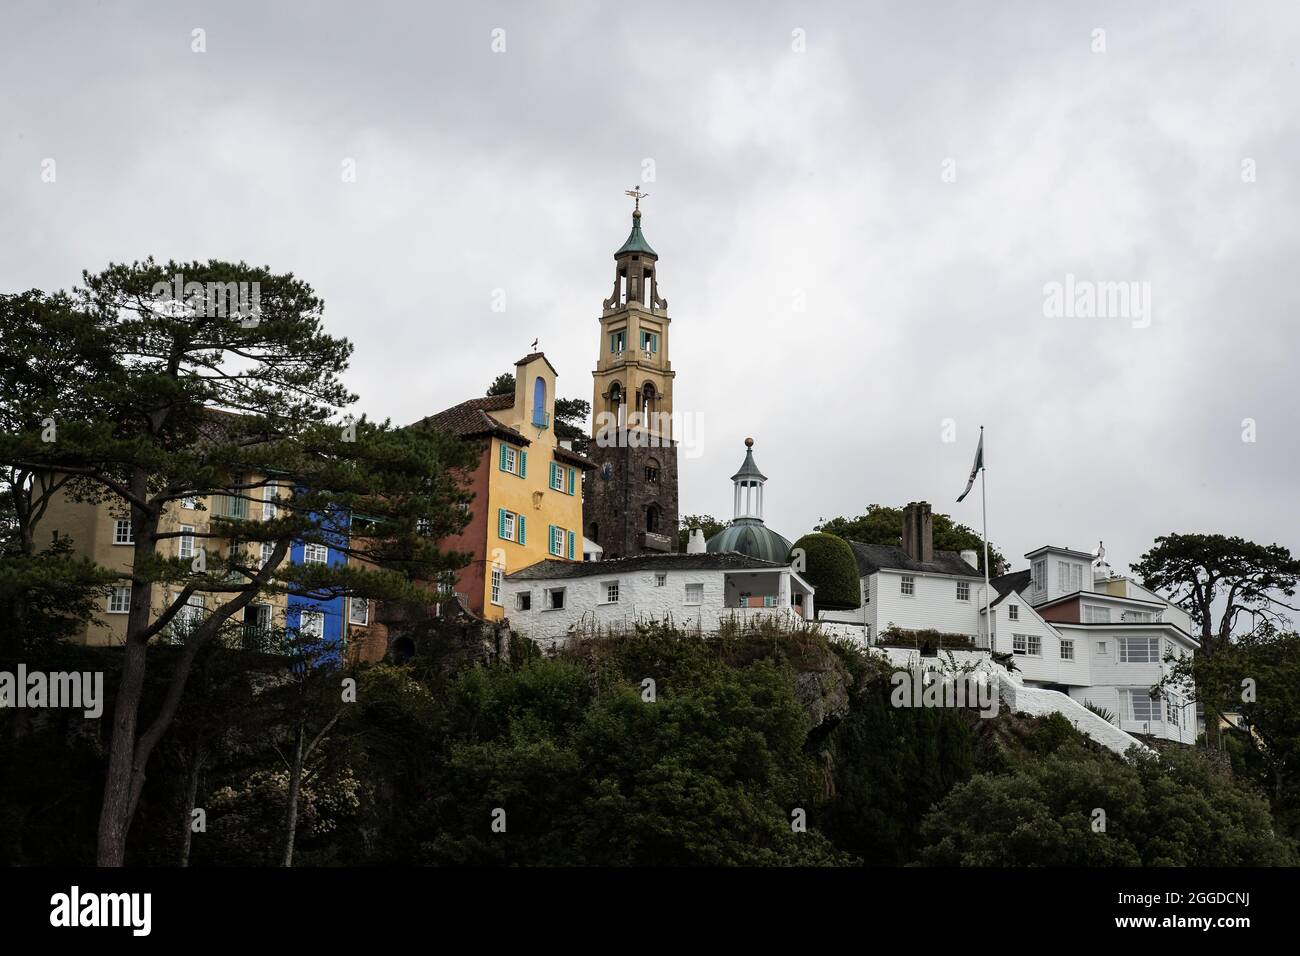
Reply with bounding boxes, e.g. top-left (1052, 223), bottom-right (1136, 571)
top-left (956, 581), bottom-right (970, 601)
top-left (348, 596), bottom-right (370, 625)
top-left (303, 543), bottom-right (328, 565)
top-left (654, 573), bottom-right (667, 587)
top-left (684, 582), bottom-right (703, 606)
top-left (516, 592), bottom-right (532, 611)
top-left (1060, 638), bottom-right (1074, 660)
top-left (603, 581), bottom-right (620, 604)
top-left (181, 495), bottom-right (199, 510)
top-left (1097, 641), bottom-right (1108, 656)
top-left (1008, 604), bottom-right (1019, 620)
top-left (546, 588), bottom-right (566, 610)
top-left (900, 575), bottom-right (914, 596)
top-left (299, 610), bottom-right (324, 639)
top-left (113, 519), bottom-right (134, 545)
